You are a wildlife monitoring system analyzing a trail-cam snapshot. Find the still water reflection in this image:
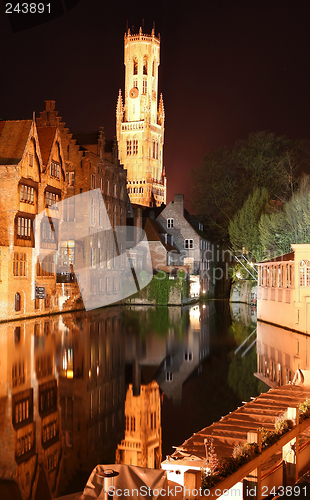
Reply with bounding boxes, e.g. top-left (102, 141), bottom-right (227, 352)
top-left (0, 301), bottom-right (261, 499)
